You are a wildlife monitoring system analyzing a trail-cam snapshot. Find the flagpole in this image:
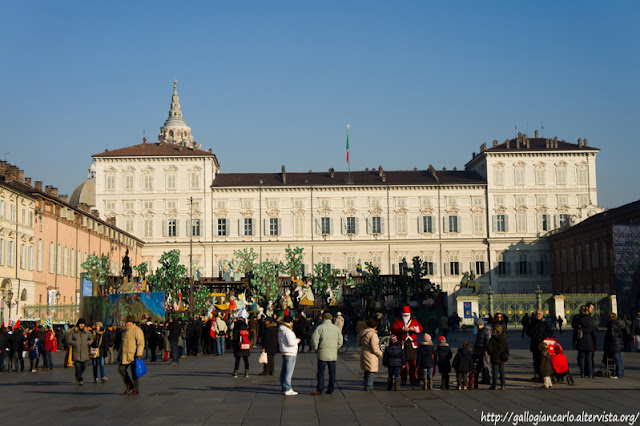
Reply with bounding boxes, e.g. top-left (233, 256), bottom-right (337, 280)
top-left (347, 124), bottom-right (351, 183)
